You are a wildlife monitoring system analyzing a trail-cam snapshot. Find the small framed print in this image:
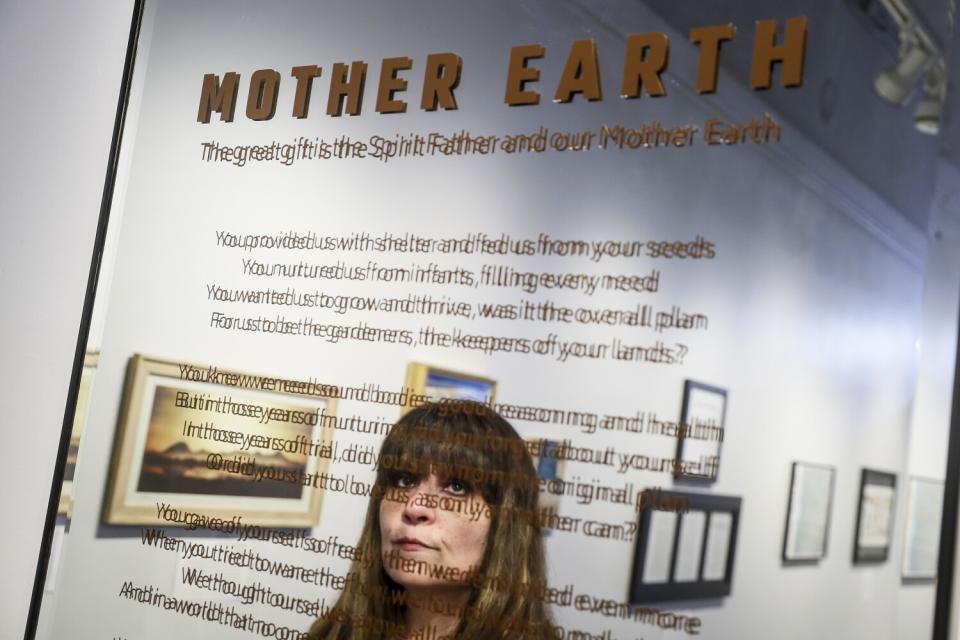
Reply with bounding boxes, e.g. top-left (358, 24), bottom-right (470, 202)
top-left (103, 354), bottom-right (337, 527)
top-left (404, 362), bottom-right (496, 410)
top-left (528, 439), bottom-right (567, 518)
top-left (629, 491), bottom-right (741, 604)
top-left (901, 477), bottom-right (944, 579)
top-left (674, 380), bottom-right (727, 482)
top-left (853, 468), bottom-right (897, 564)
top-left (782, 462), bottom-right (836, 562)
